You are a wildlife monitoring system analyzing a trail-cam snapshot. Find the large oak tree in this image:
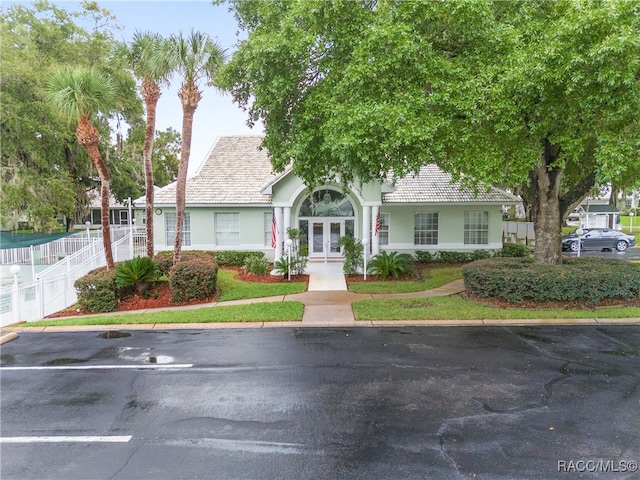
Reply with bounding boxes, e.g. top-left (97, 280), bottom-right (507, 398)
top-left (219, 0), bottom-right (640, 264)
